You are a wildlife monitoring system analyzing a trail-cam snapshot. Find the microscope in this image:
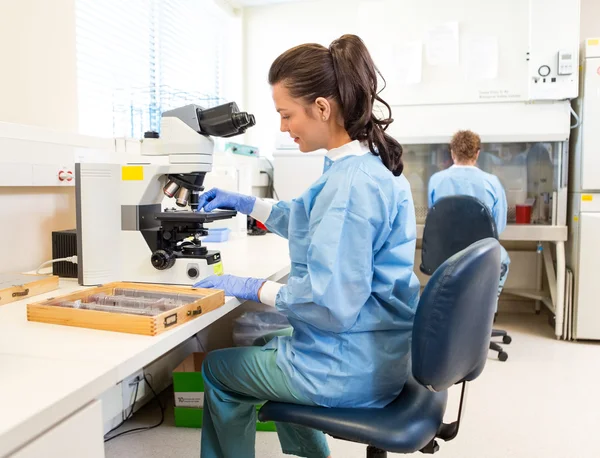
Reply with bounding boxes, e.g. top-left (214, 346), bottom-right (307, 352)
top-left (75, 102), bottom-right (255, 286)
